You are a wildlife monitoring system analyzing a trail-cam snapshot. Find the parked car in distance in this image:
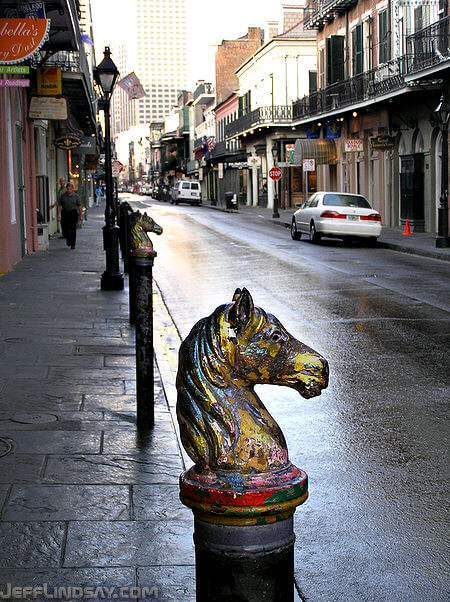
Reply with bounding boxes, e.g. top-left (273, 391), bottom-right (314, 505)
top-left (290, 191), bottom-right (382, 244)
top-left (170, 180), bottom-right (202, 206)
